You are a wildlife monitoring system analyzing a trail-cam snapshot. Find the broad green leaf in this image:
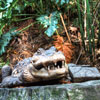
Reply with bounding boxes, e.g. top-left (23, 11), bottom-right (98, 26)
top-left (51, 0), bottom-right (69, 5)
top-left (0, 28), bottom-right (18, 55)
top-left (0, 12), bottom-right (2, 19)
top-left (45, 25), bottom-right (58, 37)
top-left (37, 11), bottom-right (60, 37)
top-left (7, 0), bottom-right (13, 3)
top-left (61, 0), bottom-right (69, 5)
